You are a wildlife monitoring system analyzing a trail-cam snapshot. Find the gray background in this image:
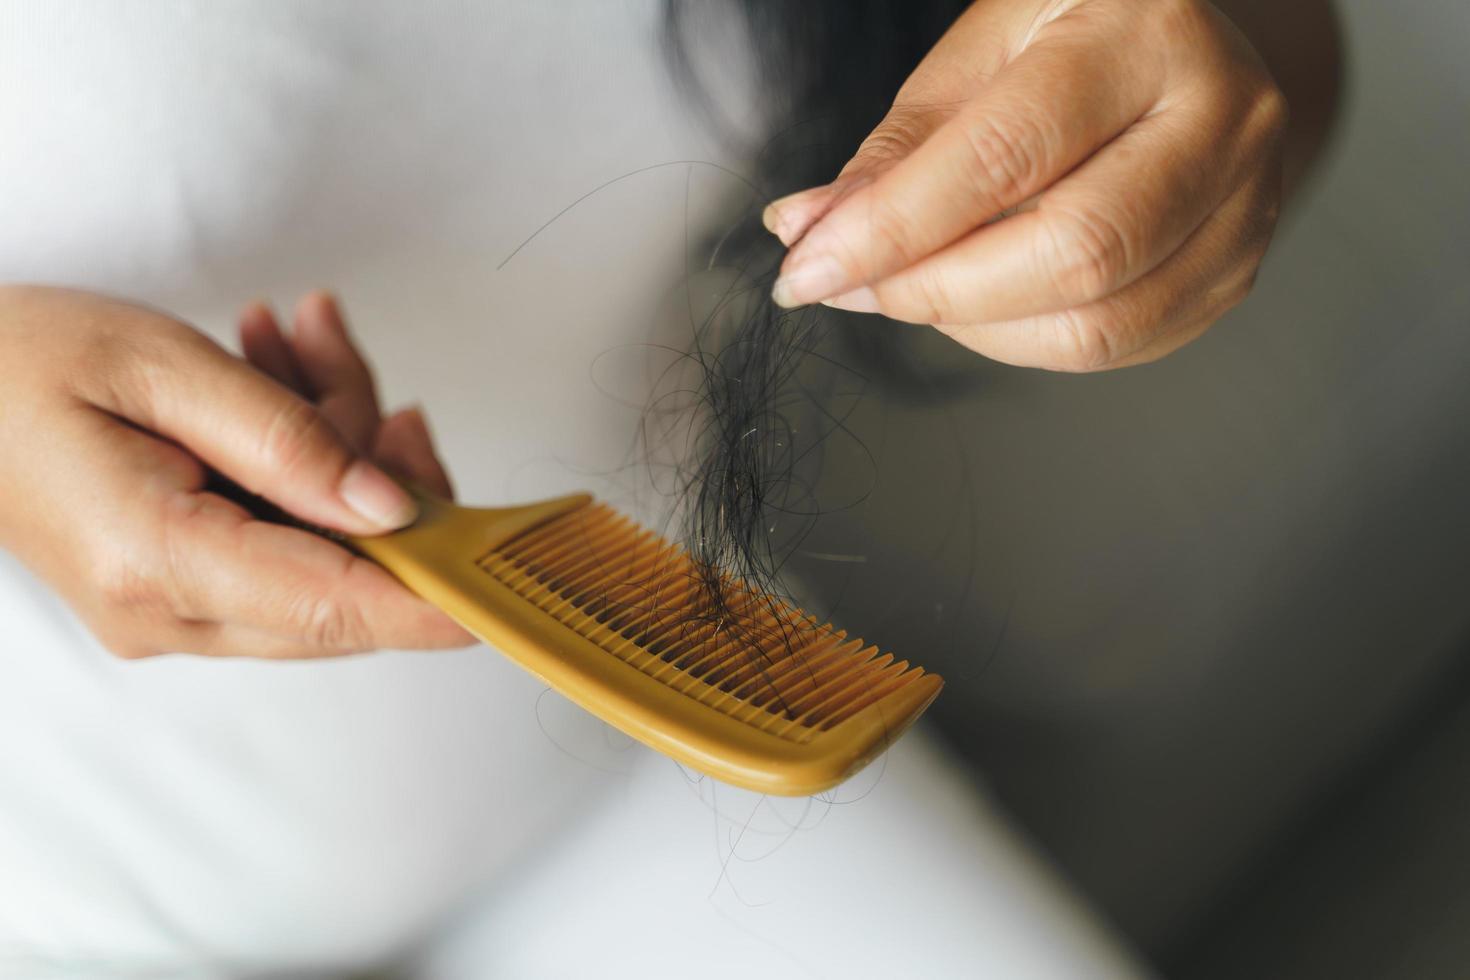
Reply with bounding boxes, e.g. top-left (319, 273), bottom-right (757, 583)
top-left (789, 0), bottom-right (1470, 970)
